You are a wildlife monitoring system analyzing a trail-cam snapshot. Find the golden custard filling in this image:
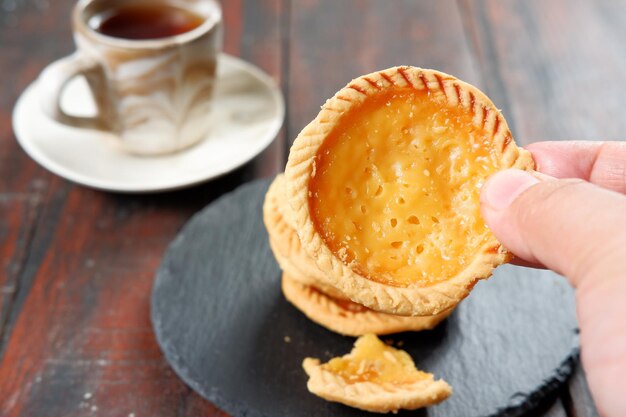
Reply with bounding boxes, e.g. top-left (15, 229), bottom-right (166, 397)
top-left (323, 334), bottom-right (429, 385)
top-left (308, 89), bottom-right (502, 287)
